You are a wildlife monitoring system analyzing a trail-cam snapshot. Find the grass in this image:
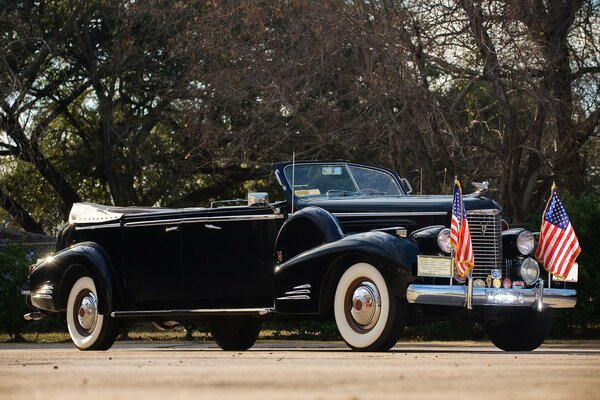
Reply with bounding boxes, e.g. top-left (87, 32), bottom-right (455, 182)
top-left (3, 320), bottom-right (599, 344)
top-left (0, 328), bottom-right (334, 344)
